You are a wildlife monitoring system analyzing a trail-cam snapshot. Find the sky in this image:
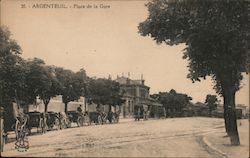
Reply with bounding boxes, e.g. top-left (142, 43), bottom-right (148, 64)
top-left (1, 0), bottom-right (249, 105)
